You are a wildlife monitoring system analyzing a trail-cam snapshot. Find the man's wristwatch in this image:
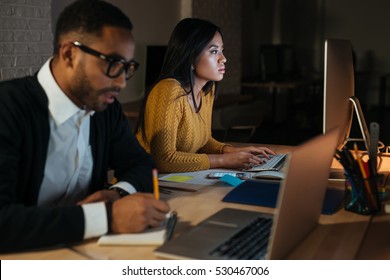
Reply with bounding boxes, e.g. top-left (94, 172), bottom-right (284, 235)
top-left (110, 187), bottom-right (129, 197)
